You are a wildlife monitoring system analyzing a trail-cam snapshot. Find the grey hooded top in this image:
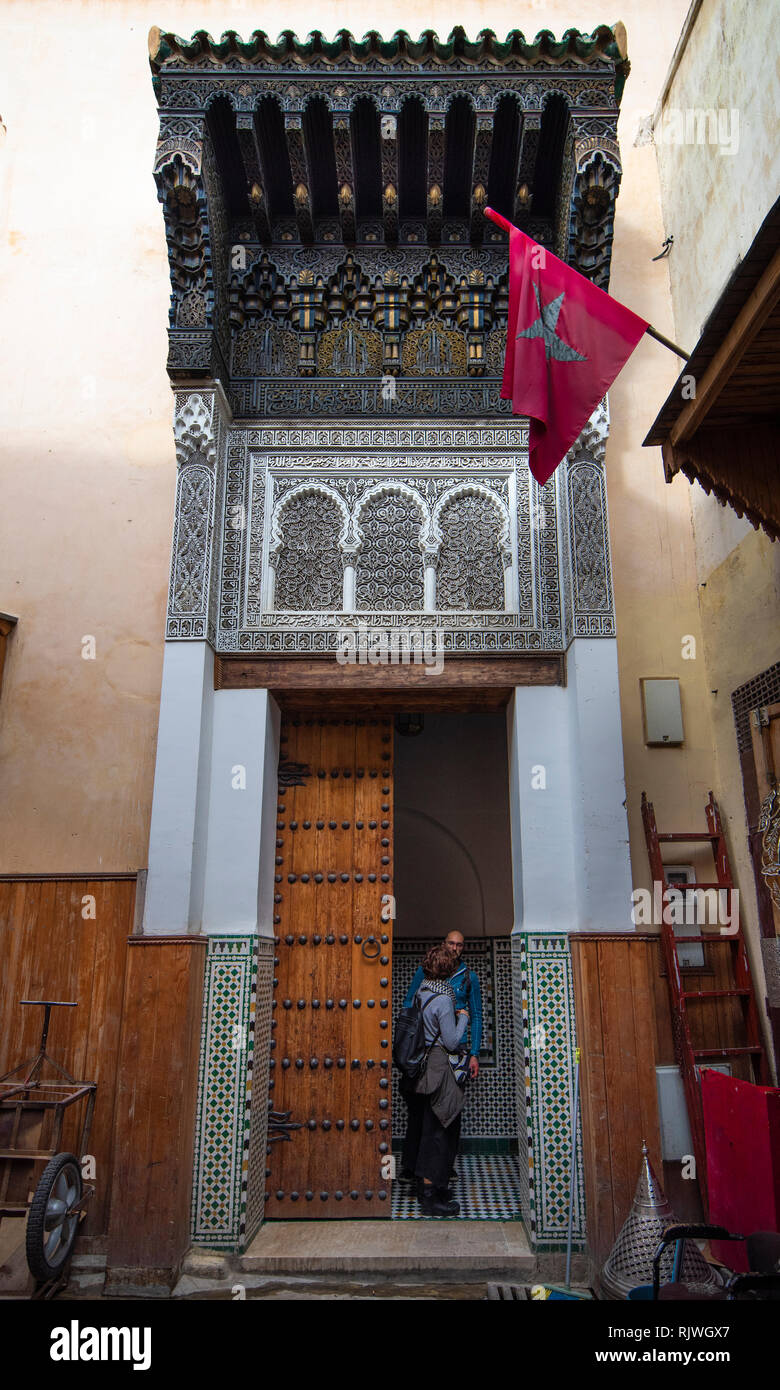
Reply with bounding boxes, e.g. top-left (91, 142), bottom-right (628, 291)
top-left (415, 980), bottom-right (469, 1051)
